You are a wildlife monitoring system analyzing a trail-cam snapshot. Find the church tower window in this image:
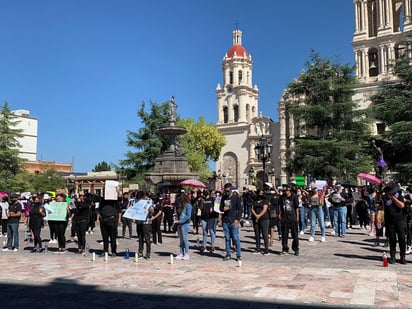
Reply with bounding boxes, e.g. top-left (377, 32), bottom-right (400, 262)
top-left (229, 71), bottom-right (233, 84)
top-left (223, 106), bottom-right (228, 123)
top-left (238, 70), bottom-right (243, 85)
top-left (234, 105), bottom-right (239, 122)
